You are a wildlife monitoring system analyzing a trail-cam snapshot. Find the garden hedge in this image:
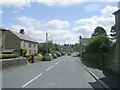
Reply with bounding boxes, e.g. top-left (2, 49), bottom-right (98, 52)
top-left (0, 54), bottom-right (17, 59)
